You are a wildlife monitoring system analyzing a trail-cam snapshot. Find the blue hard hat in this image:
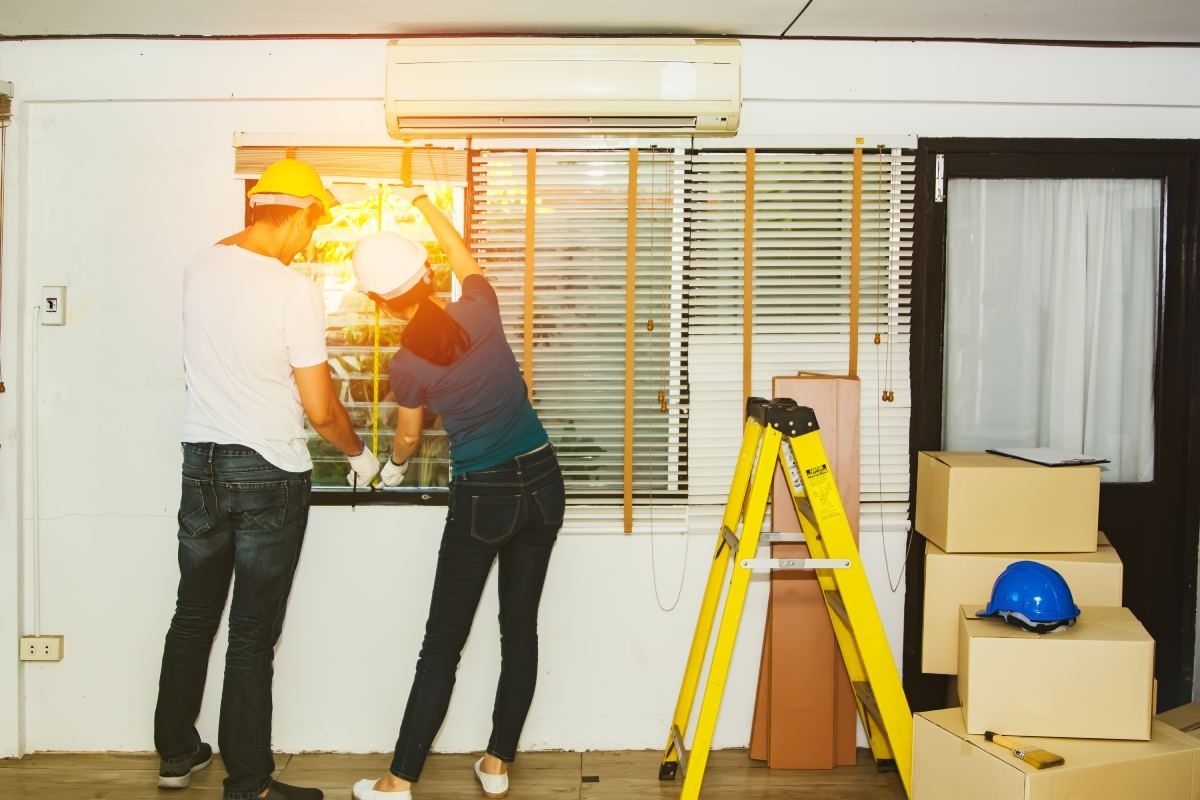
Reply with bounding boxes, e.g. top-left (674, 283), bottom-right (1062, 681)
top-left (976, 560), bottom-right (1080, 634)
